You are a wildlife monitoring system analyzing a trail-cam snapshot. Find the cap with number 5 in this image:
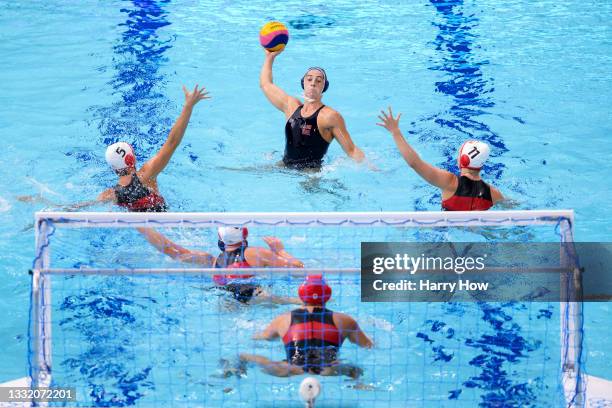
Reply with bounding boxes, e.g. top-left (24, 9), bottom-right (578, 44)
top-left (105, 142), bottom-right (136, 170)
